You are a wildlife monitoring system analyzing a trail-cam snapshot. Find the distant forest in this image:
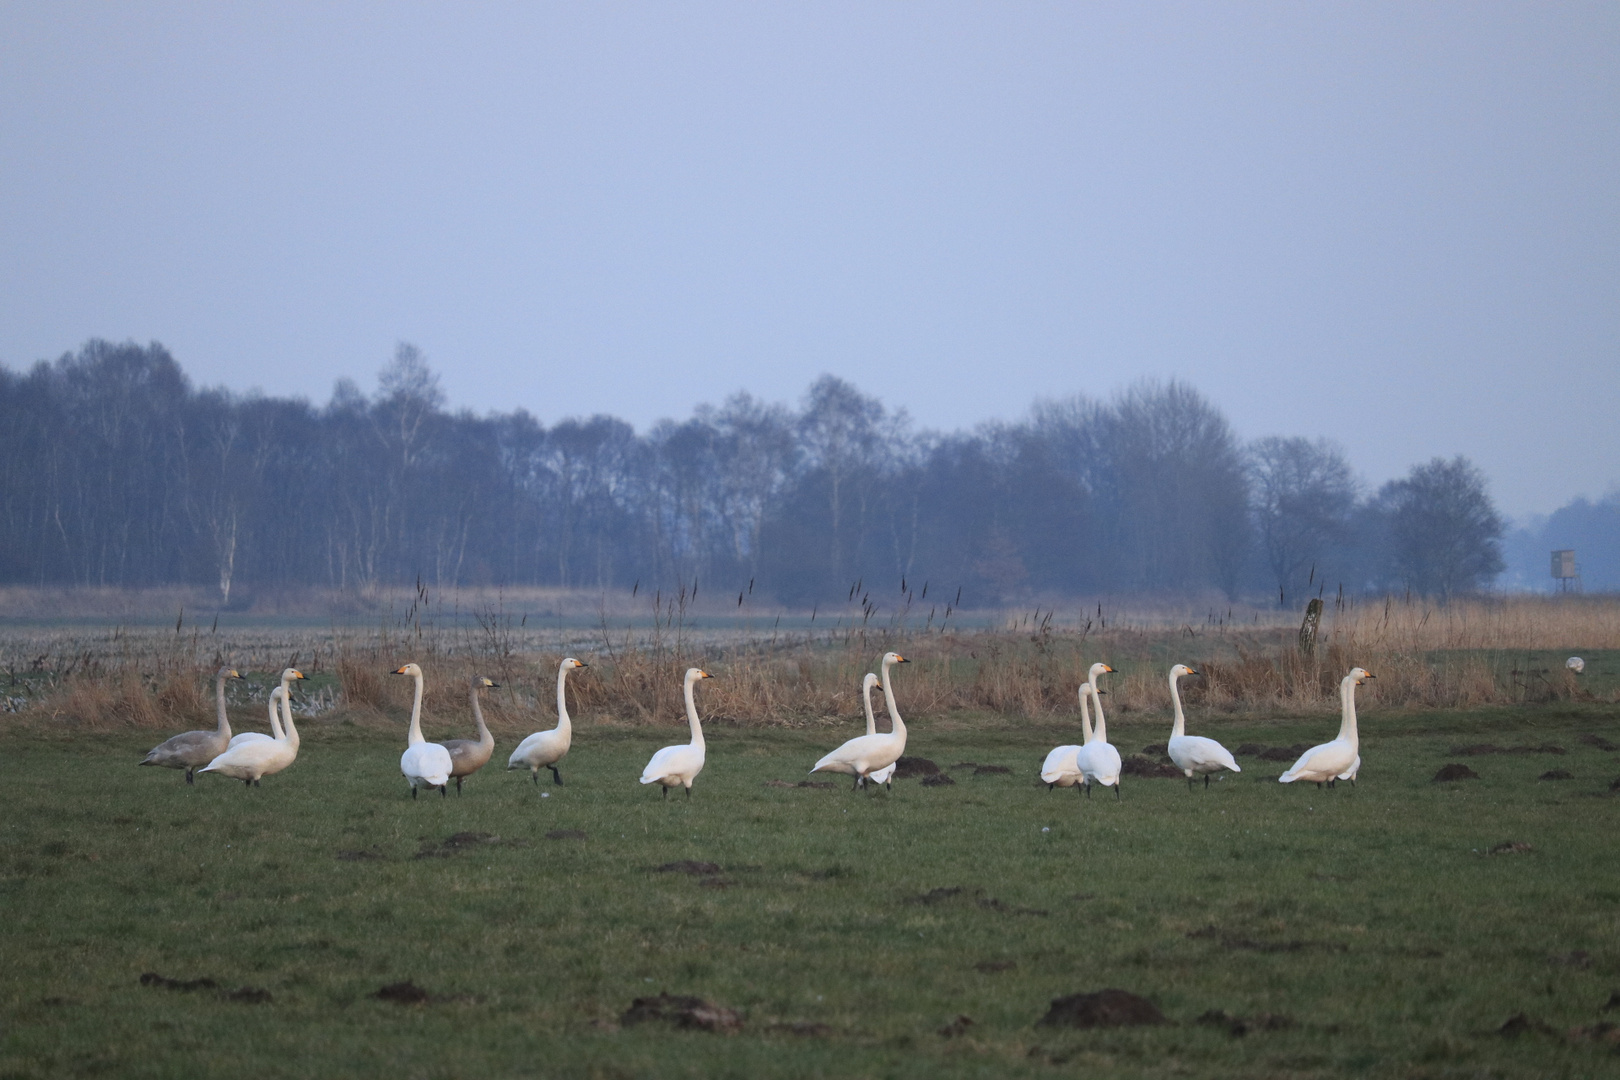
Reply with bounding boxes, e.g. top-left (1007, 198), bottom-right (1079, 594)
top-left (0, 339), bottom-right (1527, 608)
